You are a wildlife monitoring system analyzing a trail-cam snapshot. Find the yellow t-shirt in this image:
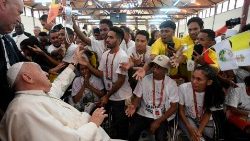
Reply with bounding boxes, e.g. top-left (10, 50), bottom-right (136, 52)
top-left (151, 37), bottom-right (182, 76)
top-left (181, 35), bottom-right (195, 47)
top-left (183, 45), bottom-right (219, 71)
top-left (151, 37), bottom-right (182, 56)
